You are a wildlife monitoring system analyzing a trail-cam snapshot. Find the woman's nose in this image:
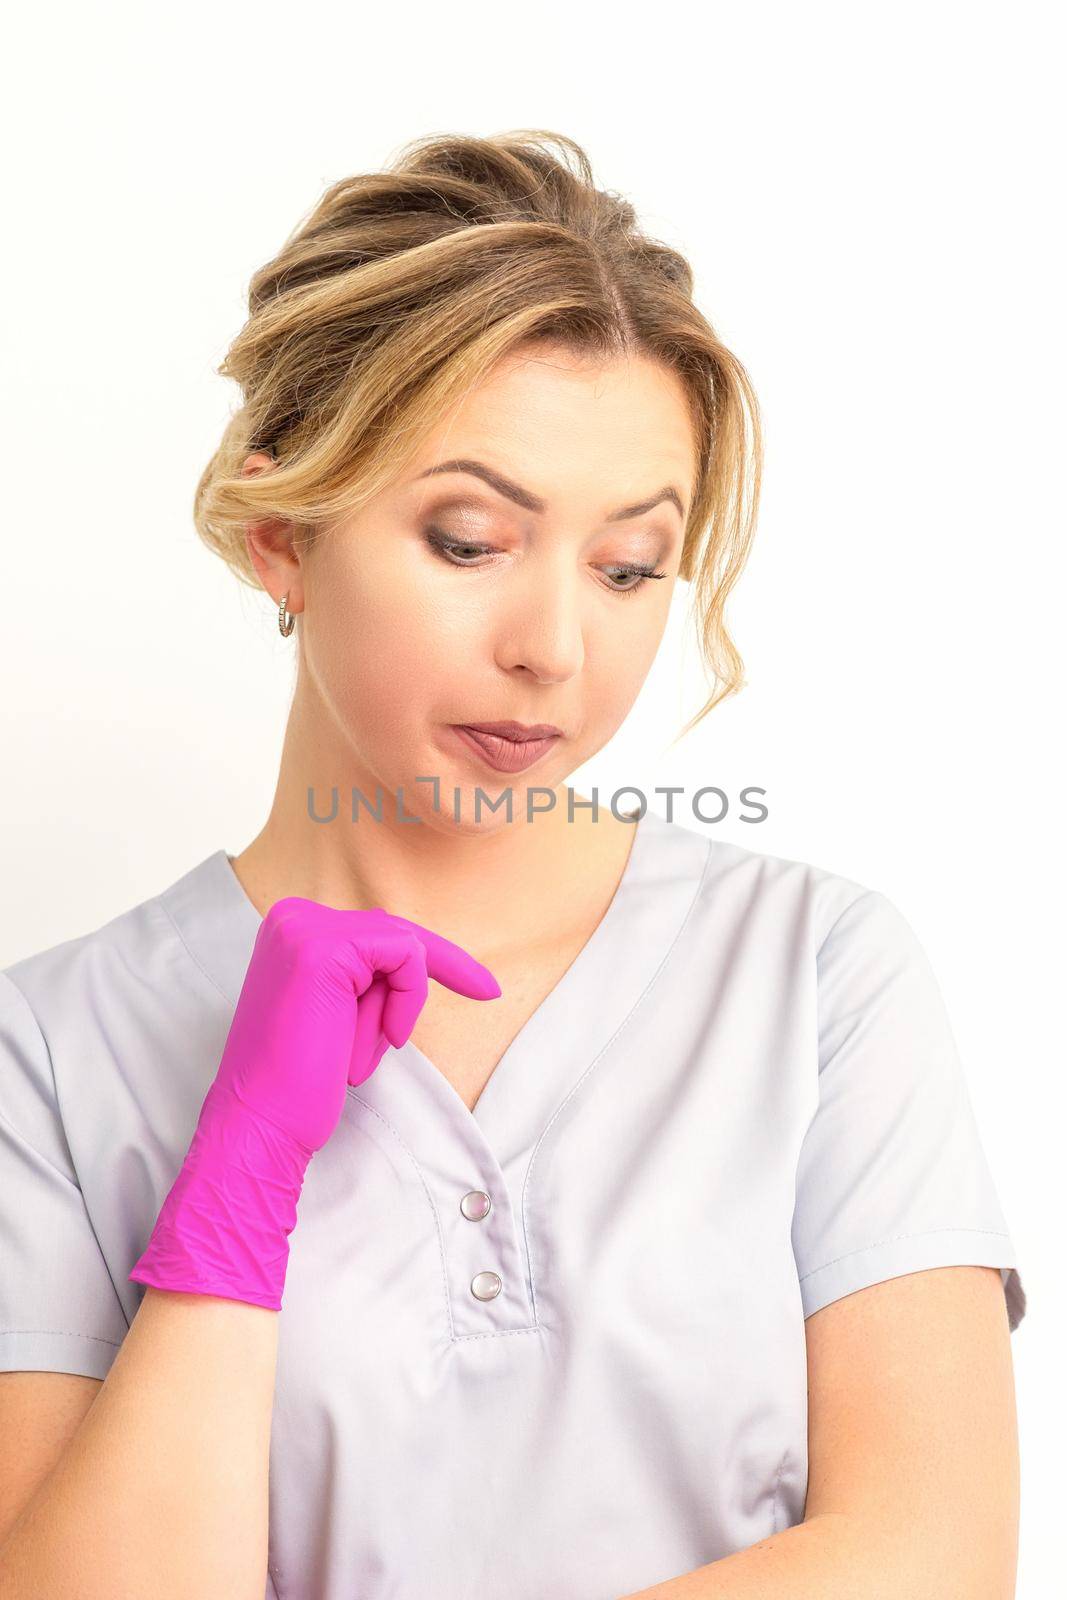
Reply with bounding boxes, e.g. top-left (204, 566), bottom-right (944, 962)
top-left (493, 566), bottom-right (586, 684)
